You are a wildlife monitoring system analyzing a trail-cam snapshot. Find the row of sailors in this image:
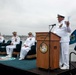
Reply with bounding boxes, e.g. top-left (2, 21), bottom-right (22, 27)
top-left (0, 32), bottom-right (36, 60)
